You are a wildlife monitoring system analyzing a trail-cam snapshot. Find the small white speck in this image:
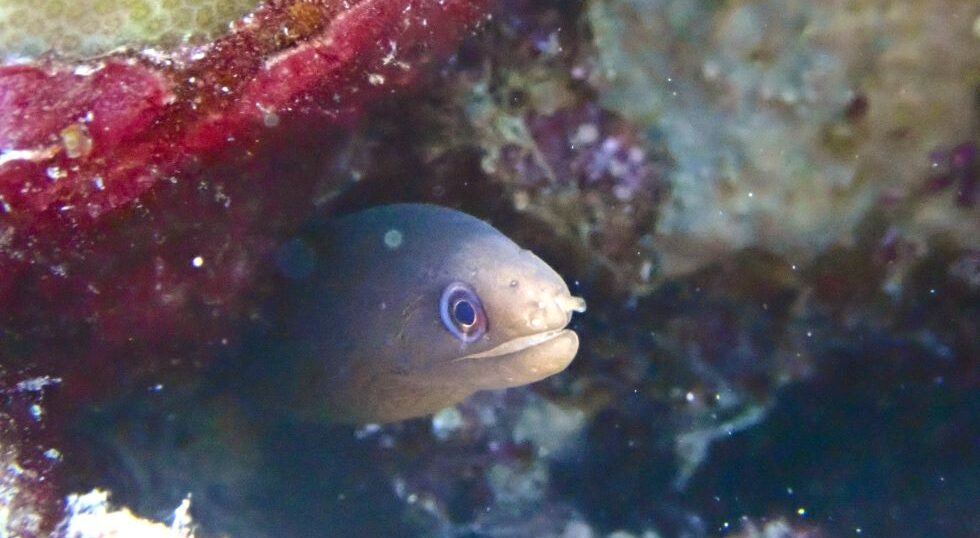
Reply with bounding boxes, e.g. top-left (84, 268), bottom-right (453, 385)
top-left (368, 73), bottom-right (386, 85)
top-left (191, 256), bottom-right (204, 268)
top-left (383, 229), bottom-right (403, 249)
top-left (431, 407), bottom-right (465, 441)
top-left (685, 391), bottom-right (695, 402)
top-left (73, 64), bottom-right (102, 76)
top-left (513, 191), bottom-right (530, 211)
top-left (0, 147), bottom-right (59, 168)
top-left (46, 166), bottom-right (66, 181)
top-left (30, 404), bottom-right (43, 420)
top-left (354, 423), bottom-right (382, 439)
top-left (807, 331), bottom-right (813, 337)
top-left (571, 123), bottom-right (599, 145)
top-left (263, 111), bottom-right (280, 128)
top-left (797, 507), bottom-right (806, 516)
top-left (748, 191), bottom-right (754, 198)
top-left (639, 260), bottom-right (653, 281)
top-left (16, 376), bottom-right (62, 392)
top-left (44, 448), bottom-right (62, 460)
